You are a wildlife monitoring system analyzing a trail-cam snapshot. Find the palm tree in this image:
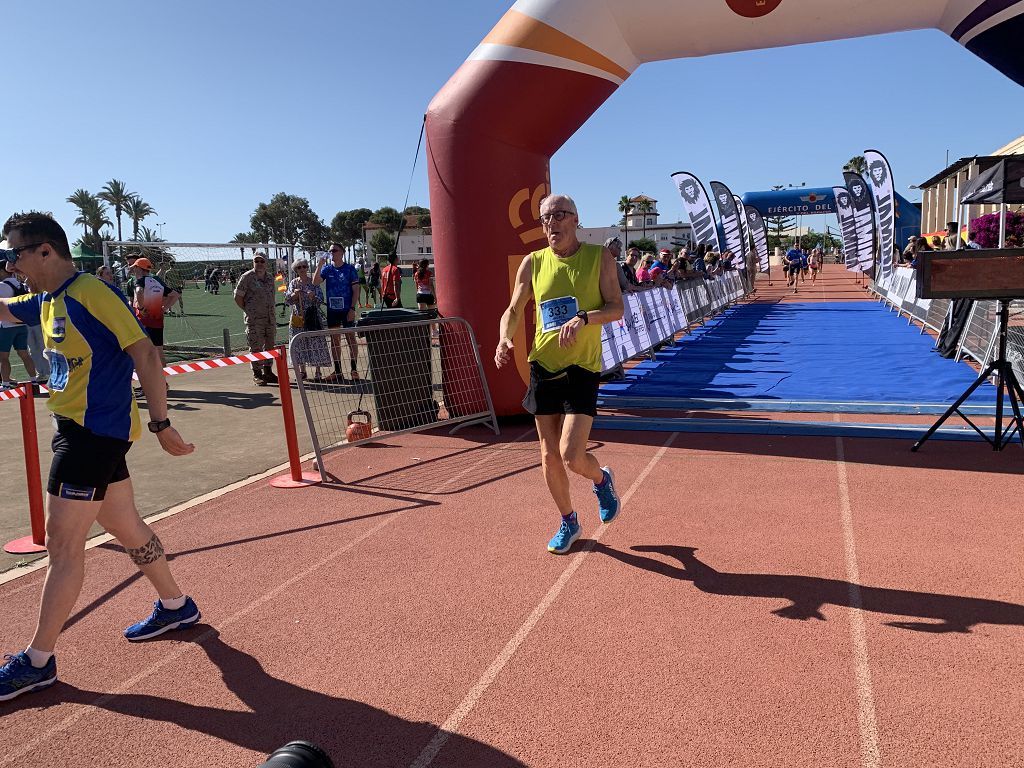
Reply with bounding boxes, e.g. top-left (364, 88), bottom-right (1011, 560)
top-left (97, 179), bottom-right (132, 246)
top-left (67, 188), bottom-right (97, 241)
top-left (72, 200), bottom-right (113, 256)
top-left (844, 155), bottom-right (867, 177)
top-left (617, 195), bottom-right (632, 247)
top-left (124, 195), bottom-right (156, 240)
top-left (635, 198), bottom-right (653, 242)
